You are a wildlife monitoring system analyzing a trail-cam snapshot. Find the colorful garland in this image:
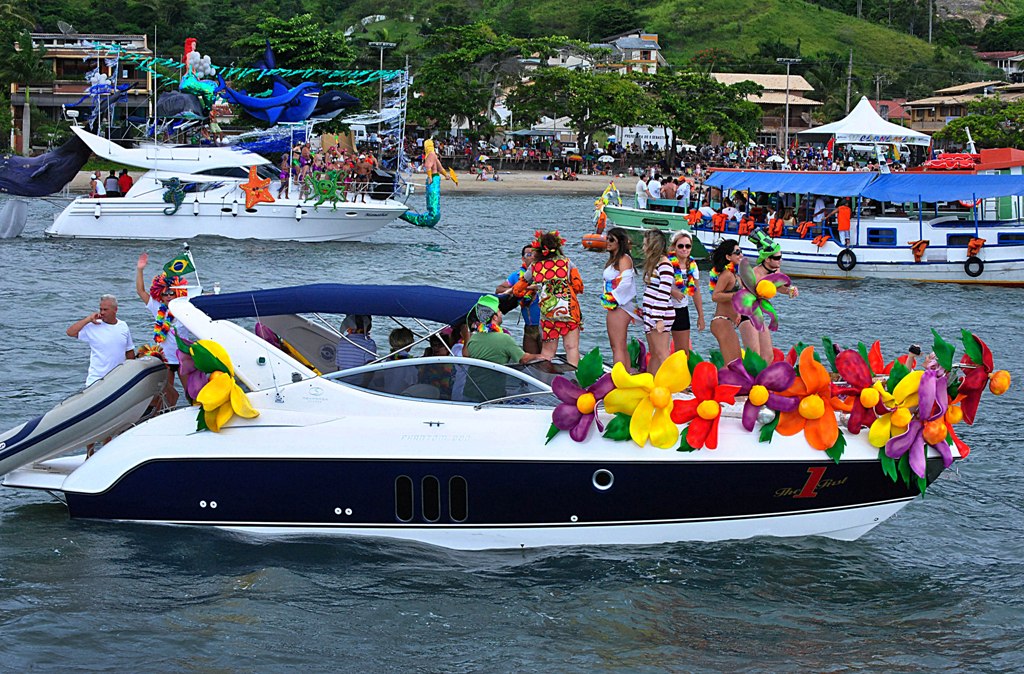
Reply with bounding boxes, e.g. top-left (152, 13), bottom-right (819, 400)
top-left (708, 262), bottom-right (736, 293)
top-left (669, 254), bottom-right (698, 297)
